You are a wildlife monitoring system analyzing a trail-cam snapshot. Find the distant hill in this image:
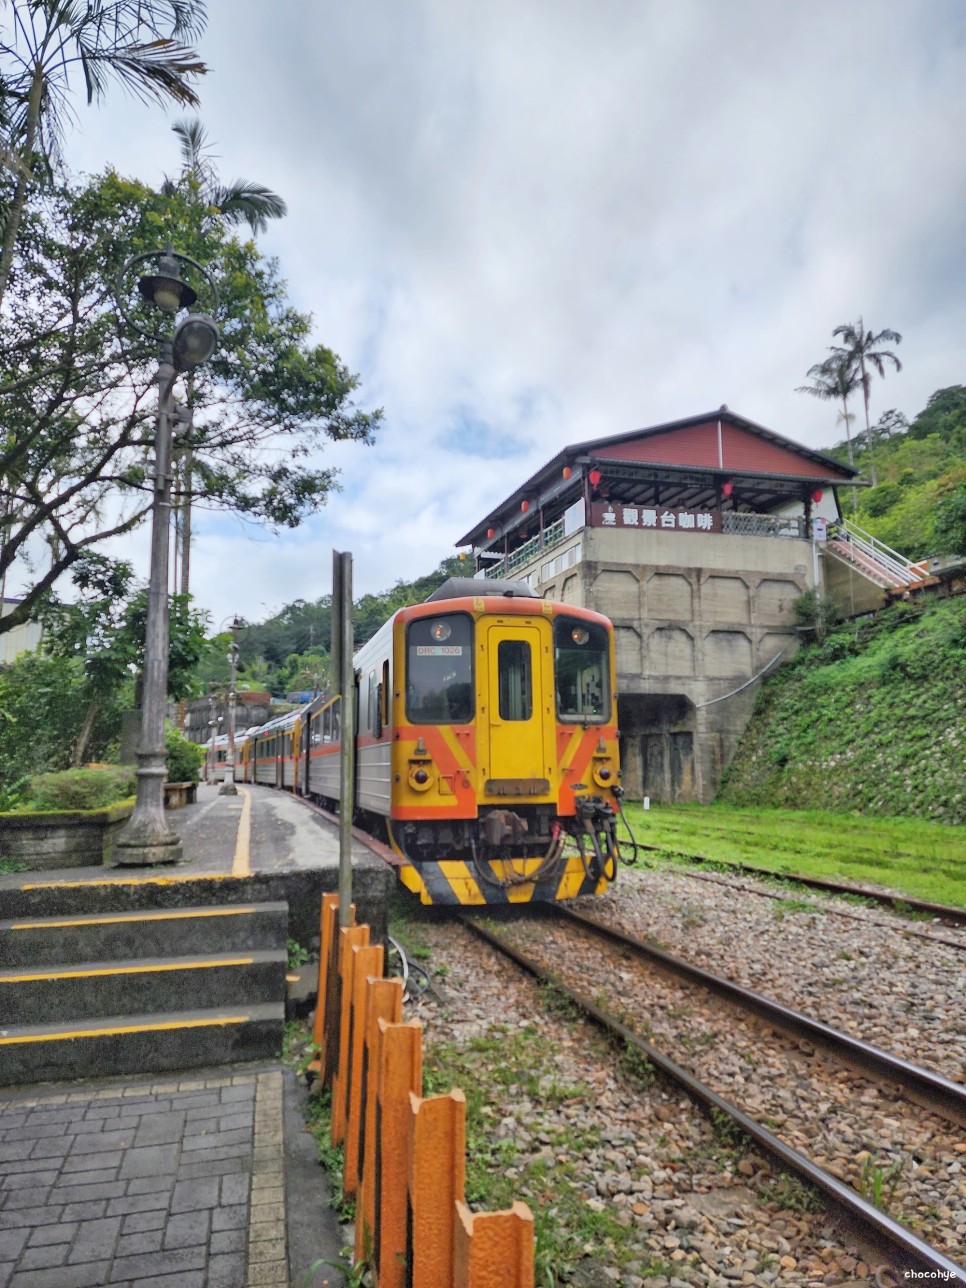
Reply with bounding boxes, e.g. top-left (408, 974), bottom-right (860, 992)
top-left (718, 596), bottom-right (966, 825)
top-left (820, 384), bottom-right (966, 560)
